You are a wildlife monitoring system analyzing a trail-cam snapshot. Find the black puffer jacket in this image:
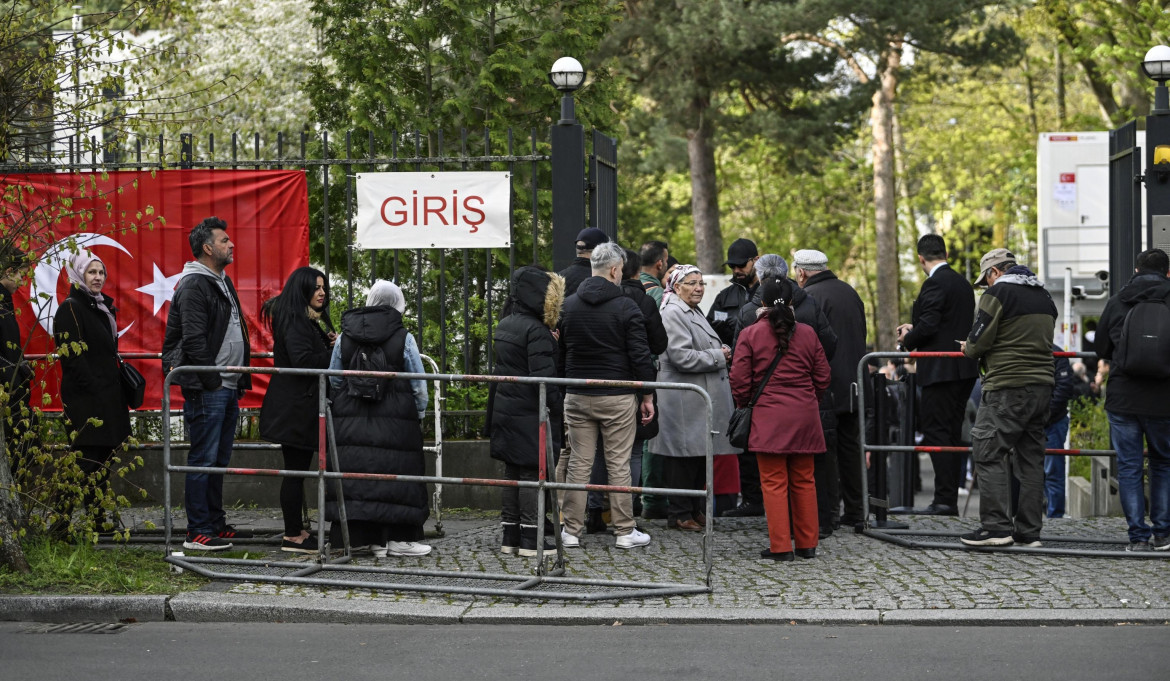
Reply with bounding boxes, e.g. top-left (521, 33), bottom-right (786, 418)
top-left (734, 282), bottom-right (837, 361)
top-left (558, 257), bottom-right (593, 296)
top-left (621, 278), bottom-right (668, 356)
top-left (259, 311), bottom-right (333, 450)
top-left (490, 268), bottom-right (565, 468)
top-left (326, 306), bottom-right (427, 527)
top-left (558, 276), bottom-right (656, 396)
top-left (161, 271), bottom-right (252, 392)
top-left (53, 286), bottom-right (131, 449)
